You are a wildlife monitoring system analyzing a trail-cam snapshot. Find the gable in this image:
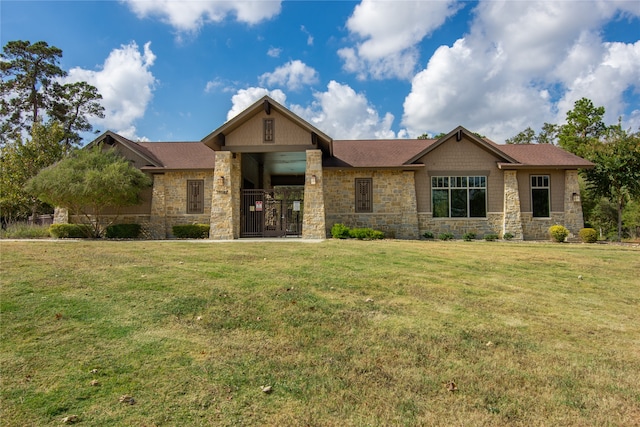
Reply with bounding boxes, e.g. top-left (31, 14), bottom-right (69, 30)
top-left (417, 133), bottom-right (506, 172)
